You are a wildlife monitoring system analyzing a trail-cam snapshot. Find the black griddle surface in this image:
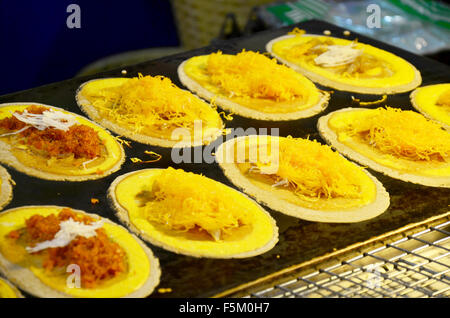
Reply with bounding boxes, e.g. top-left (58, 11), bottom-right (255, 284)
top-left (0, 20), bottom-right (449, 298)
